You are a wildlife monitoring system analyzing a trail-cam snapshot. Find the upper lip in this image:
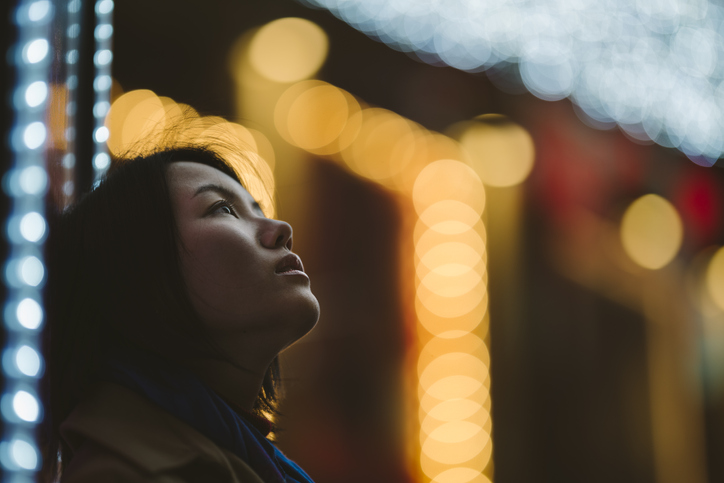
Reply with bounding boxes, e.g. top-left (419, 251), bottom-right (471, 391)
top-left (275, 253), bottom-right (304, 273)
